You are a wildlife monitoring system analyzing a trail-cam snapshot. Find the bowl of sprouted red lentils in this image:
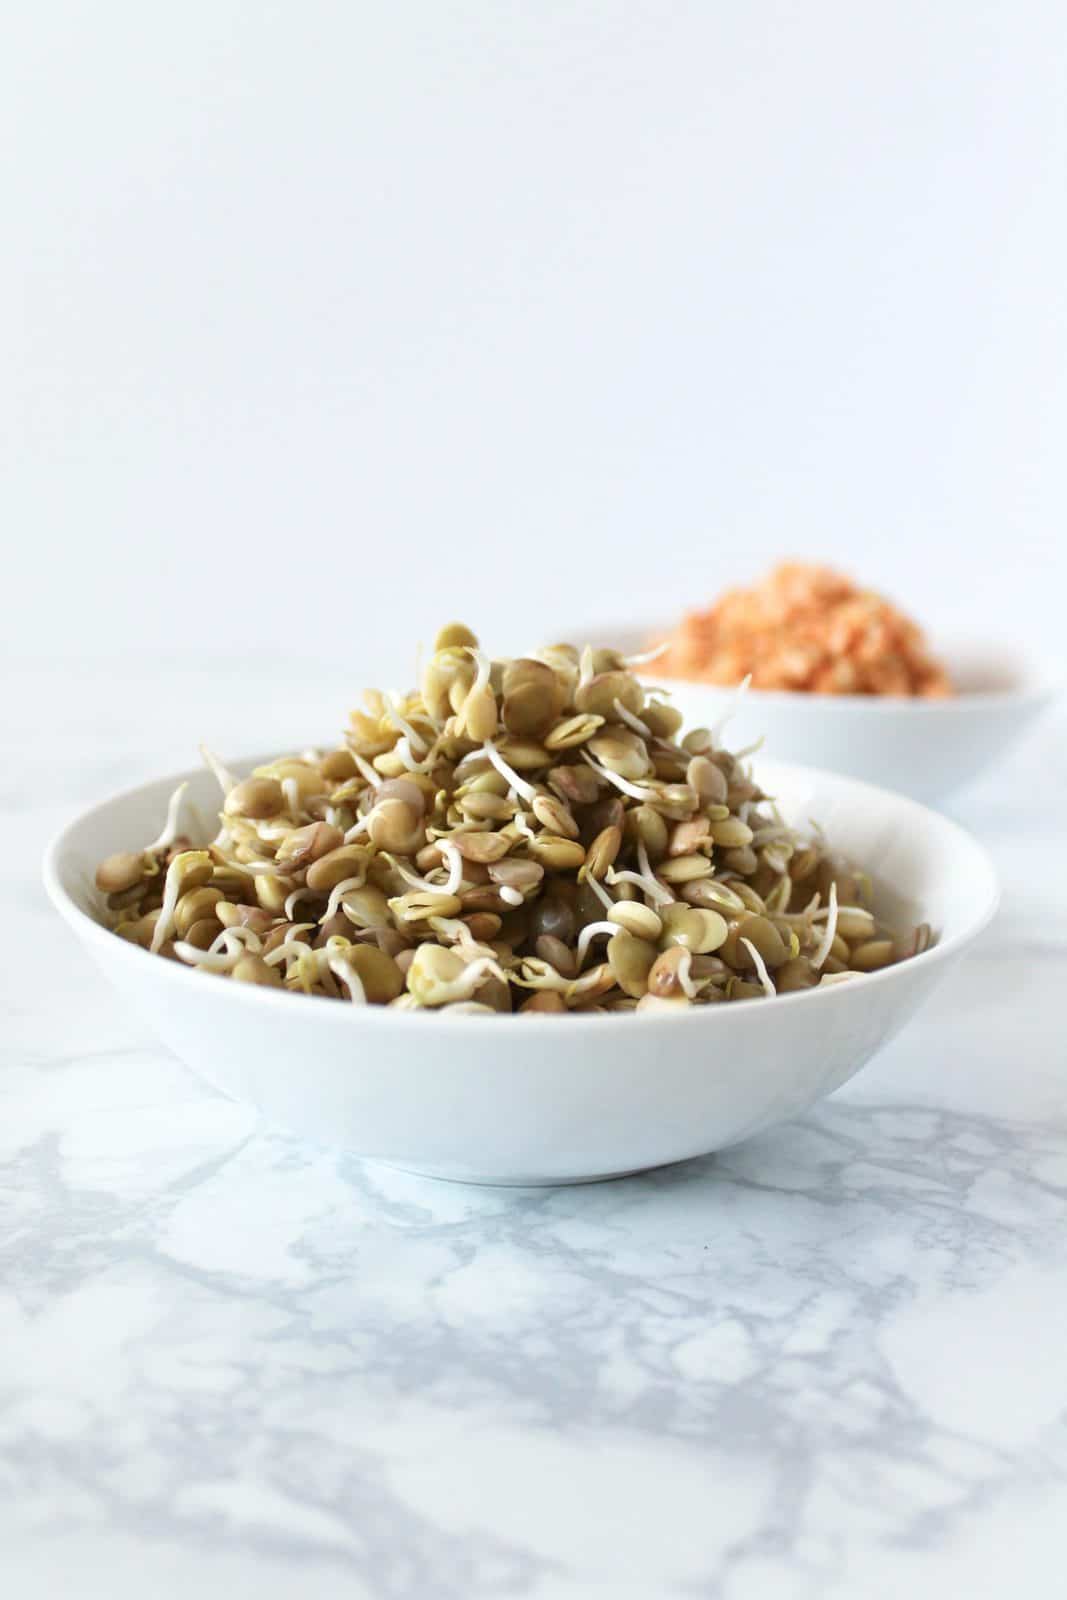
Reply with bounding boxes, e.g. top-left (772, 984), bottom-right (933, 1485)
top-left (635, 563), bottom-right (1058, 802)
